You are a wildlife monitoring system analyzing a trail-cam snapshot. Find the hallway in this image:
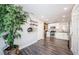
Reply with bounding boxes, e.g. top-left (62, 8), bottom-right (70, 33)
top-left (20, 38), bottom-right (73, 55)
top-left (14, 4), bottom-right (74, 55)
top-left (1, 4), bottom-right (78, 55)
